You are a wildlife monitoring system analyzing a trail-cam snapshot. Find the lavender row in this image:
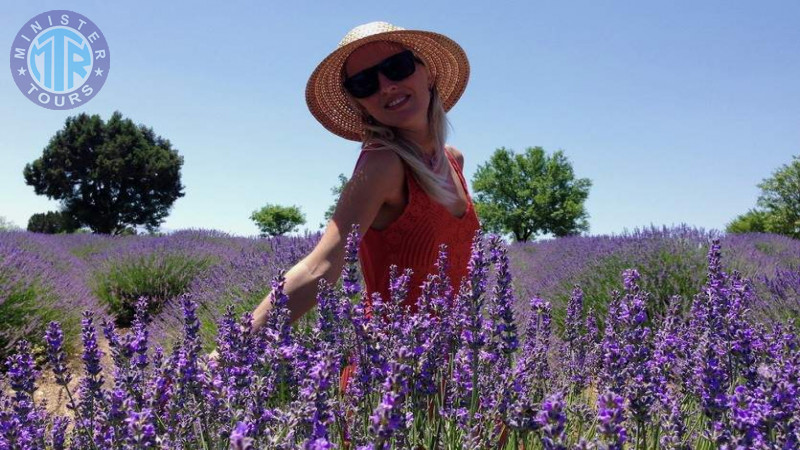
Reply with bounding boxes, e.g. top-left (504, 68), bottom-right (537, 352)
top-left (1, 229), bottom-right (797, 448)
top-left (0, 230), bottom-right (317, 361)
top-left (508, 225), bottom-right (800, 330)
